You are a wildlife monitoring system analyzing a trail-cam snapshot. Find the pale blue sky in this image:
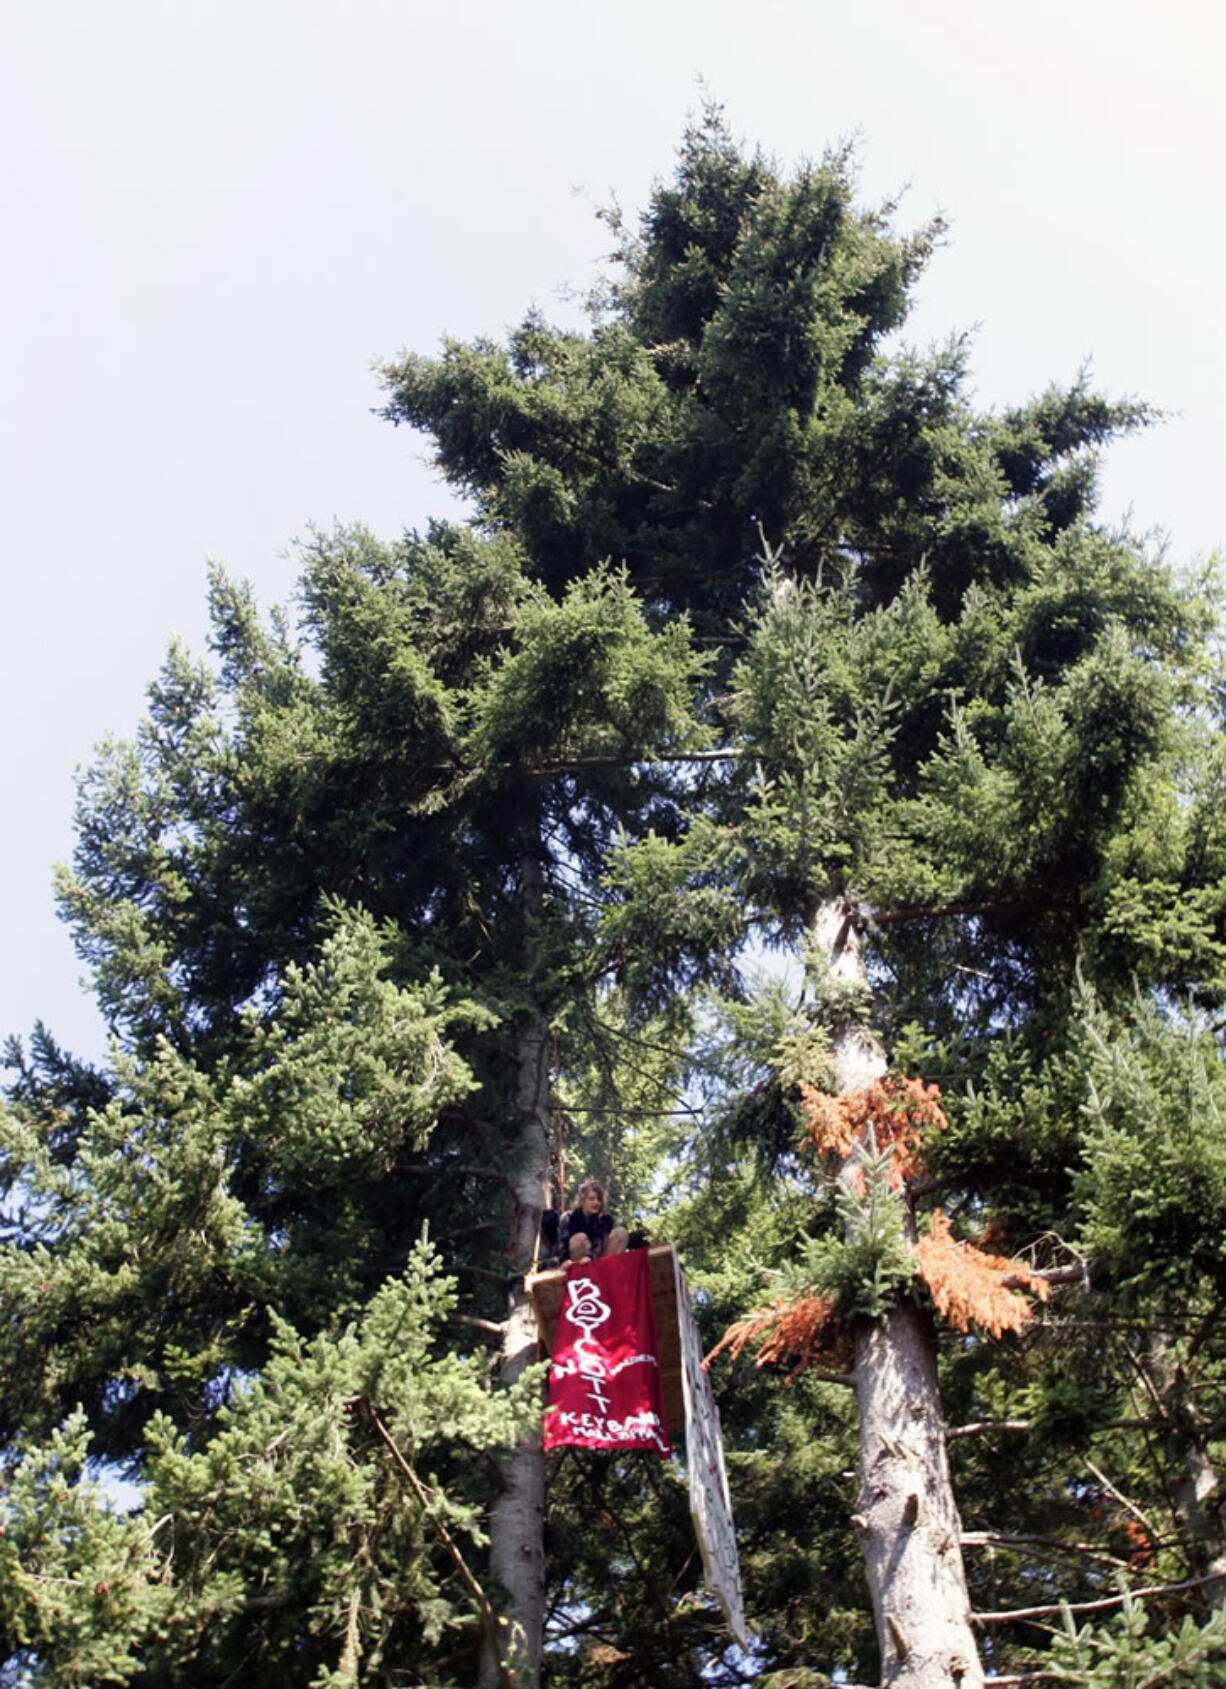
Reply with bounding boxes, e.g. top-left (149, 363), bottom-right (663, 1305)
top-left (2, 0), bottom-right (1222, 1060)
